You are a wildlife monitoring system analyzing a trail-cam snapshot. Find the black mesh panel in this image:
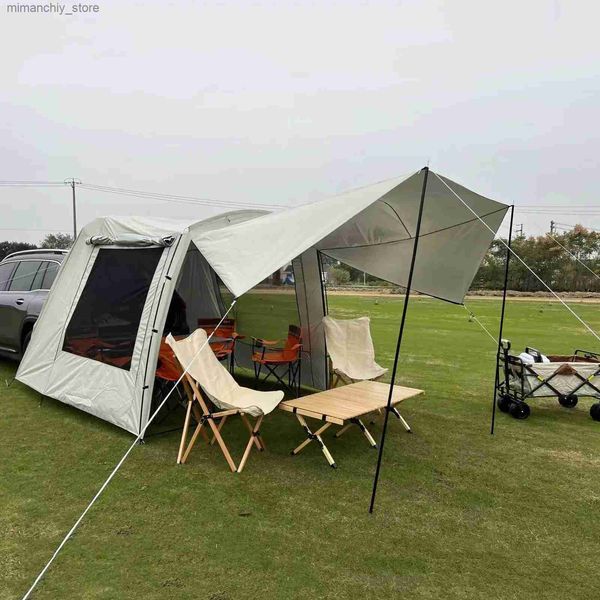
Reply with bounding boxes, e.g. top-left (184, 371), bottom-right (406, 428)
top-left (63, 248), bottom-right (163, 370)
